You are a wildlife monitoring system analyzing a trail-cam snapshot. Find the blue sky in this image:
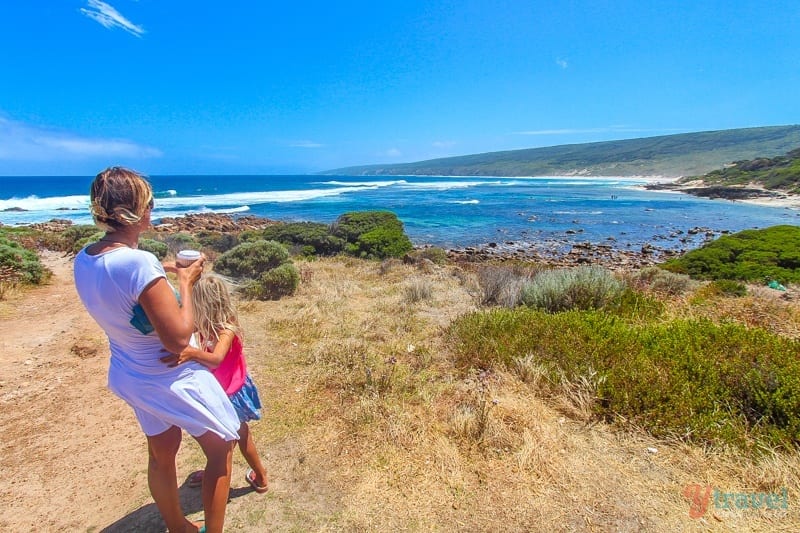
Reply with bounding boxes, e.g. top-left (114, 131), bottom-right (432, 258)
top-left (1, 0), bottom-right (799, 175)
